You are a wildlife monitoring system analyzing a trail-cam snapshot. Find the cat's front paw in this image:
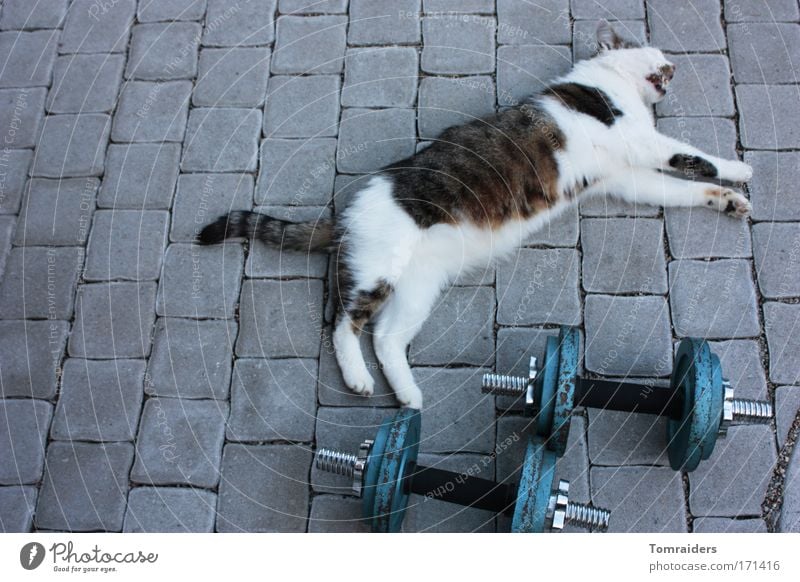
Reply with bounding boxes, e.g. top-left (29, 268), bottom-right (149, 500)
top-left (719, 160), bottom-right (753, 183)
top-left (342, 367), bottom-right (375, 397)
top-left (395, 386), bottom-right (423, 410)
top-left (706, 187), bottom-right (751, 218)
